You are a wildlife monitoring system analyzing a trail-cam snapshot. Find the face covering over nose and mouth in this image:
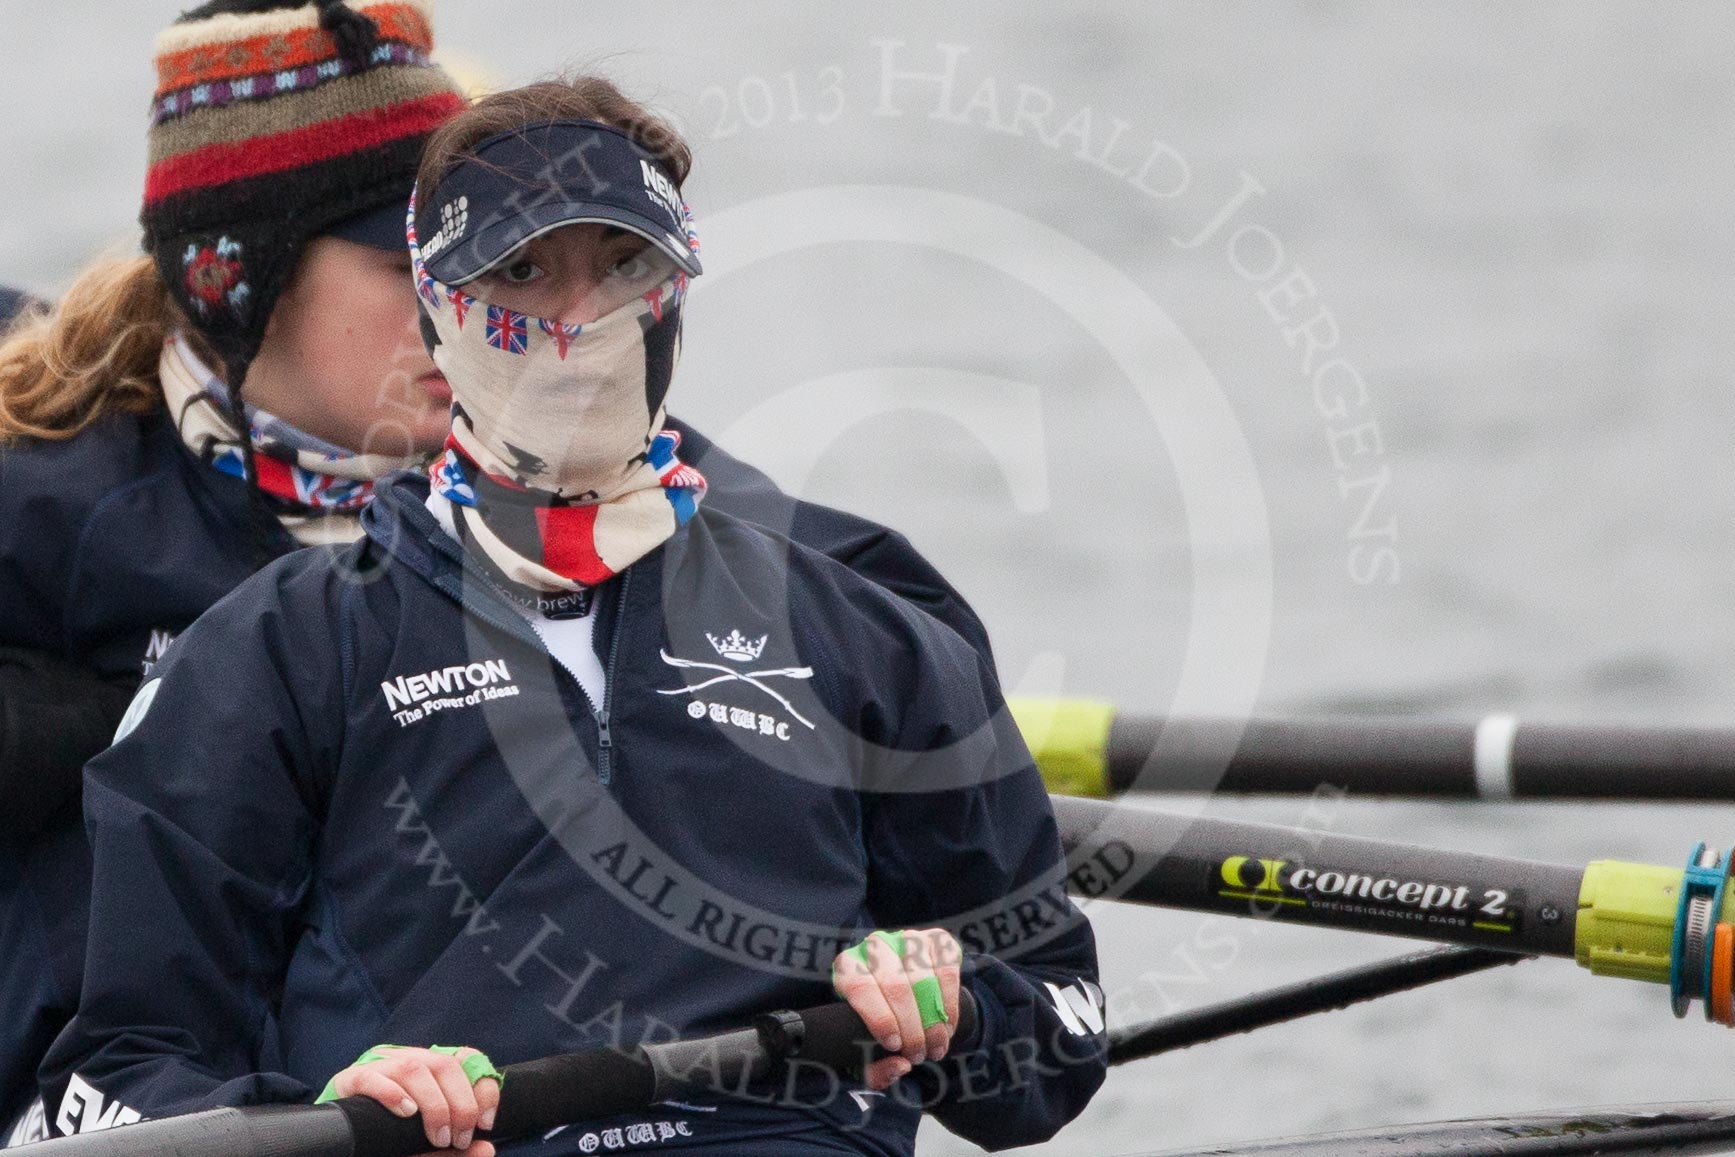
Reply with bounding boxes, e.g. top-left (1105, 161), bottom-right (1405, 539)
top-left (406, 124), bottom-right (707, 594)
